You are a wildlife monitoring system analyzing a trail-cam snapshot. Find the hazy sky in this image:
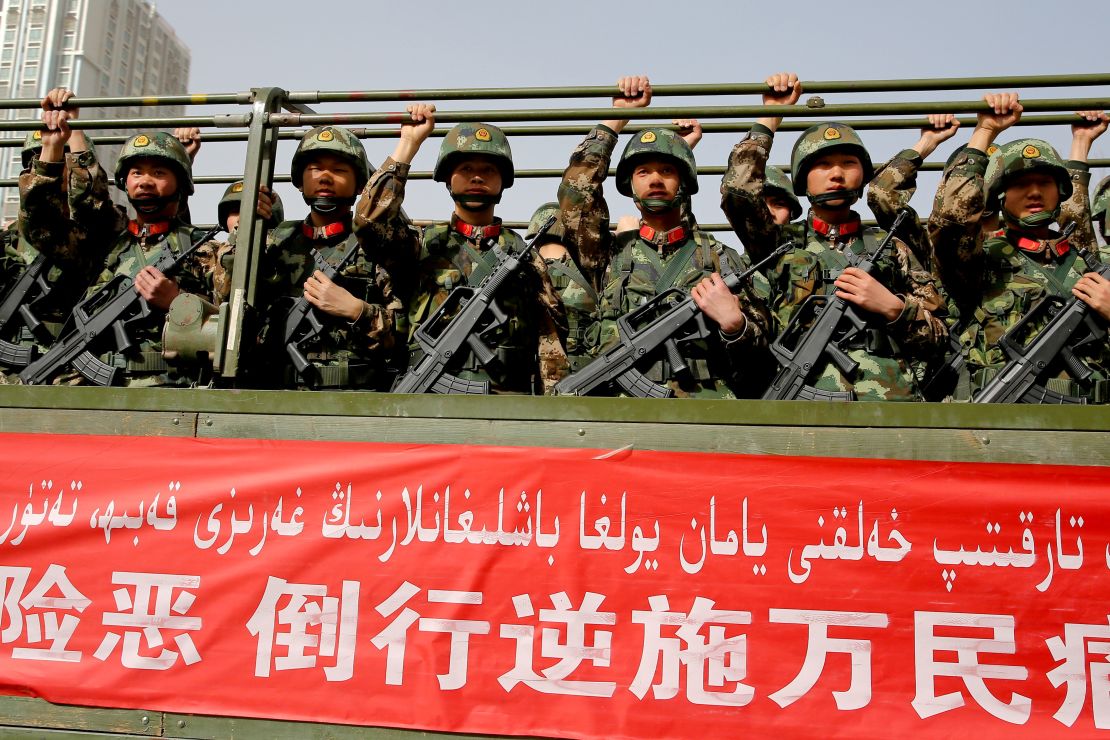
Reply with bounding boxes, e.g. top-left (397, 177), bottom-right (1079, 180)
top-left (153, 0), bottom-right (1109, 247)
